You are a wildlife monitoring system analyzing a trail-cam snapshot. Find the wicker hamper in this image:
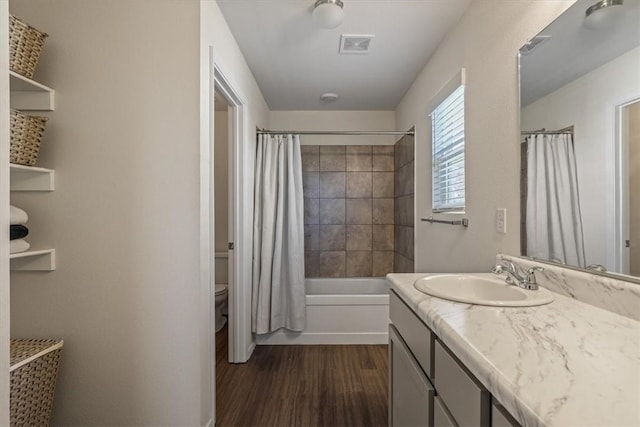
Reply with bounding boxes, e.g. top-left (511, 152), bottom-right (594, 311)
top-left (9, 15), bottom-right (48, 79)
top-left (10, 339), bottom-right (63, 427)
top-left (10, 109), bottom-right (48, 166)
